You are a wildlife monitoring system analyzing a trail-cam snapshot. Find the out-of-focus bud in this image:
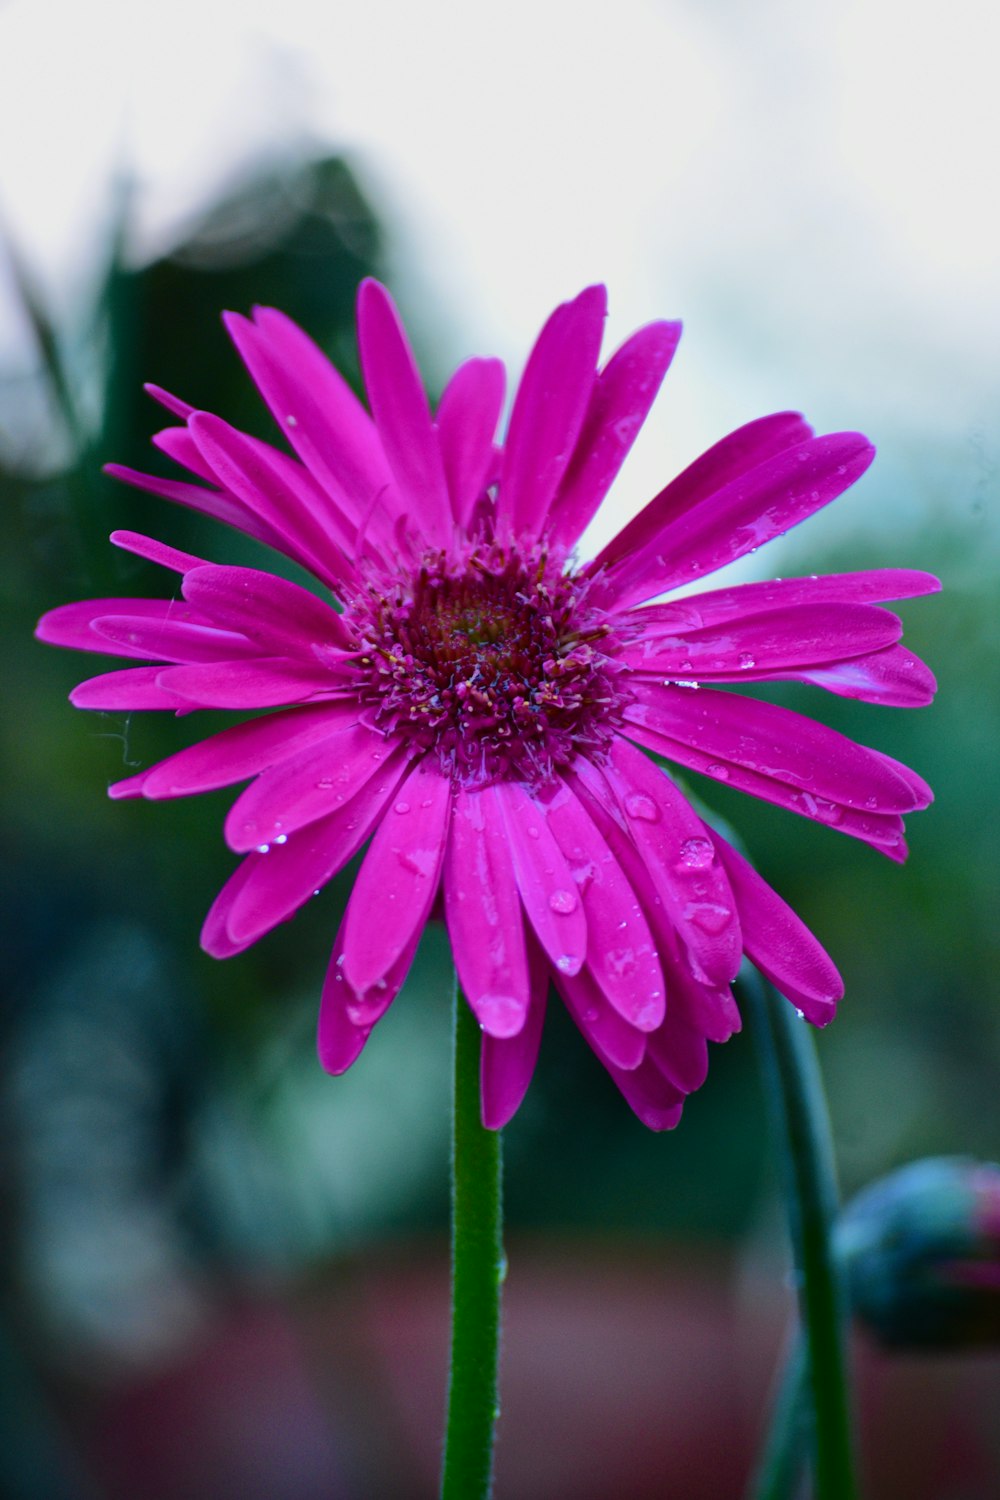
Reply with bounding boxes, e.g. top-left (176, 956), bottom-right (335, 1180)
top-left (836, 1157), bottom-right (1000, 1350)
